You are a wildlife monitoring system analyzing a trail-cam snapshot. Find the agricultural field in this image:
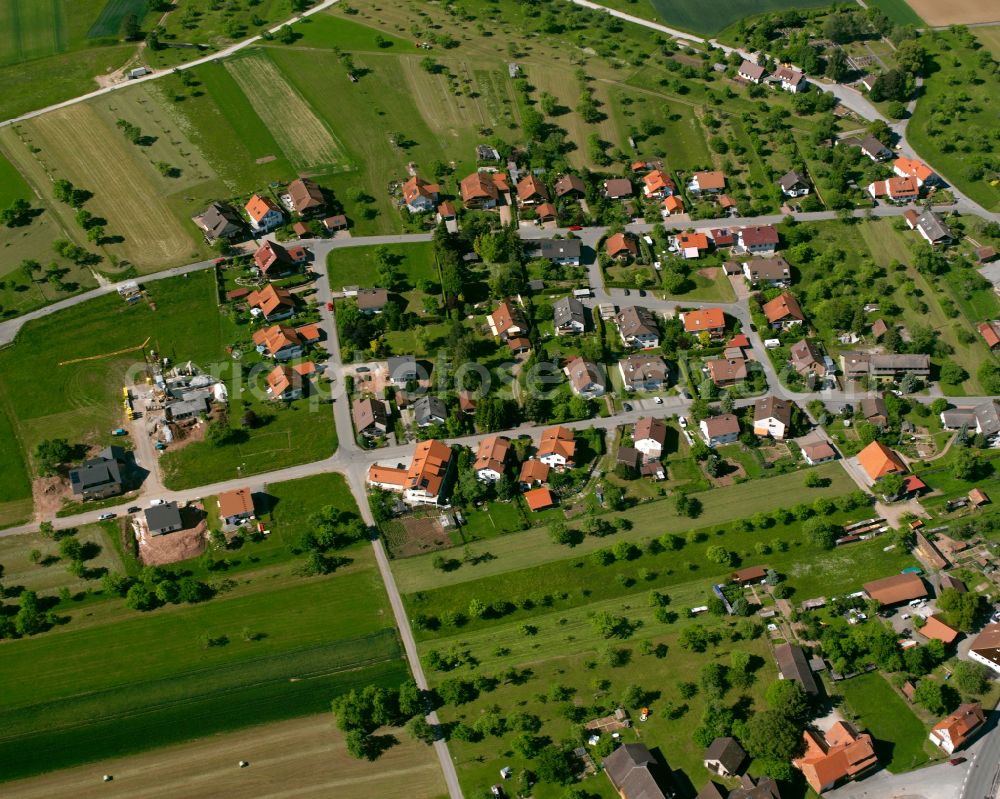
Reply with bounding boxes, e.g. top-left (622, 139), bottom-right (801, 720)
top-left (225, 52), bottom-right (349, 174)
top-left (862, 0), bottom-right (925, 26)
top-left (0, 0), bottom-right (152, 120)
top-left (2, 714), bottom-right (445, 799)
top-left (908, 30), bottom-right (1000, 213)
top-left (1, 103), bottom-right (208, 272)
top-left (904, 0), bottom-right (1000, 26)
top-left (0, 560), bottom-right (405, 781)
top-left (0, 471), bottom-right (414, 782)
